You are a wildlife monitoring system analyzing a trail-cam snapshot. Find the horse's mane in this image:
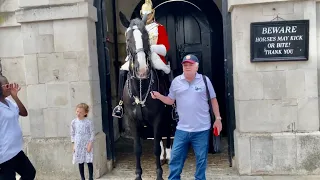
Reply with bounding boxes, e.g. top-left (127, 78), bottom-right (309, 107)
top-left (126, 18), bottom-right (151, 57)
